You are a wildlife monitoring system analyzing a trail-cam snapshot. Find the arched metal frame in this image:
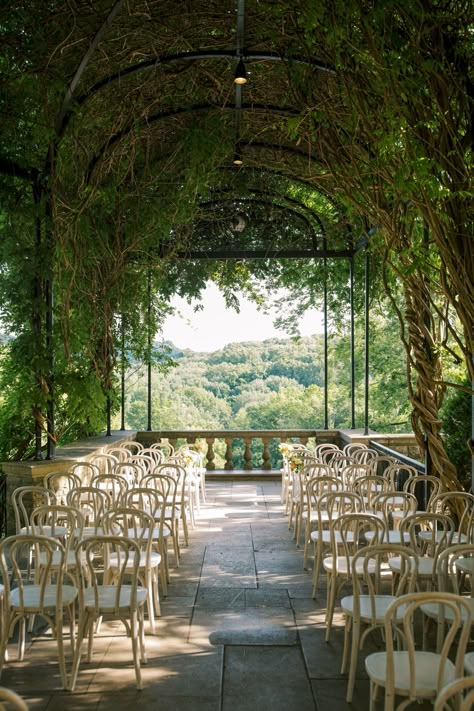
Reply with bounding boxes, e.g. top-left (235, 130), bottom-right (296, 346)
top-left (0, 1), bottom-right (372, 453)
